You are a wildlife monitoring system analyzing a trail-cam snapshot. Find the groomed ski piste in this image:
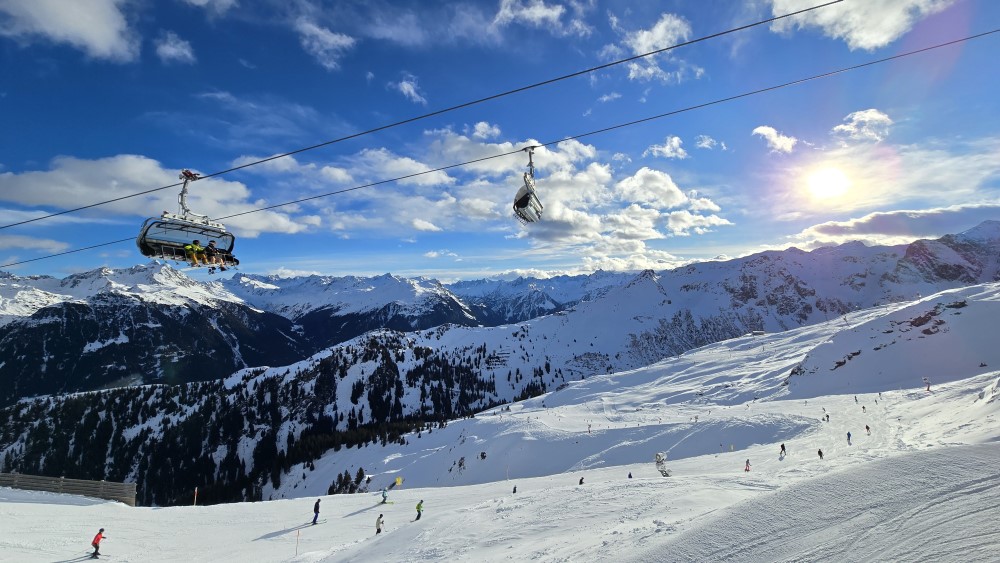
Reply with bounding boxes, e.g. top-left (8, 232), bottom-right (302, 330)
top-left (3, 283), bottom-right (1000, 562)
